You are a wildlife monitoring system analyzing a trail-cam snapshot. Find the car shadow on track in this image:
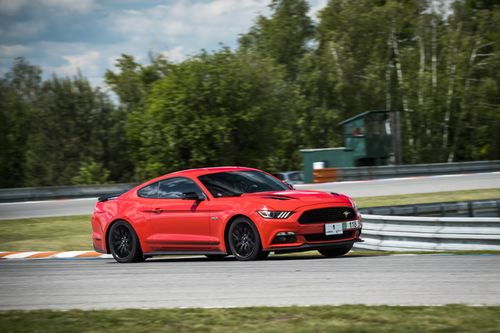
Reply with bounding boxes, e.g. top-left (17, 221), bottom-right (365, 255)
top-left (112, 253), bottom-right (382, 264)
